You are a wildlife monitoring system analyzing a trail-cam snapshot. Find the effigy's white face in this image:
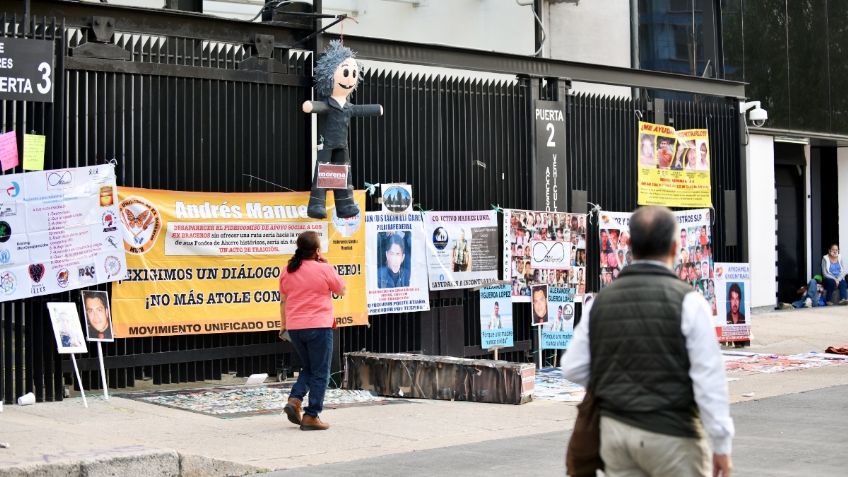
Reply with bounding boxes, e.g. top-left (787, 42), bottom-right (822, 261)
top-left (332, 58), bottom-right (358, 99)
